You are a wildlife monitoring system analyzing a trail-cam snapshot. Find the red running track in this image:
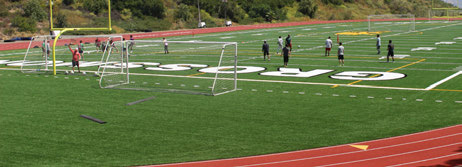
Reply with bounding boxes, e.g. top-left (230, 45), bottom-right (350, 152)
top-left (141, 124), bottom-right (462, 167)
top-left (2, 18), bottom-right (462, 52)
